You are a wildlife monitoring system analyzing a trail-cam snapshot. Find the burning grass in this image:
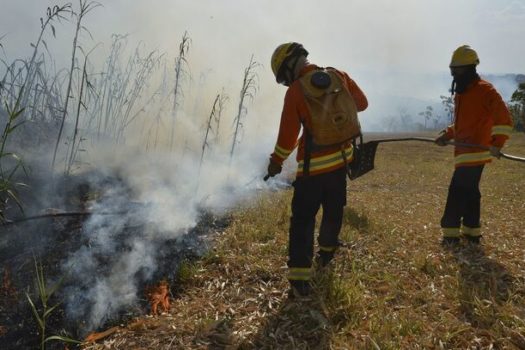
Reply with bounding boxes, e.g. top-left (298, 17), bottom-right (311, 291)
top-left (145, 280), bottom-right (171, 316)
top-left (77, 132), bottom-right (525, 349)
